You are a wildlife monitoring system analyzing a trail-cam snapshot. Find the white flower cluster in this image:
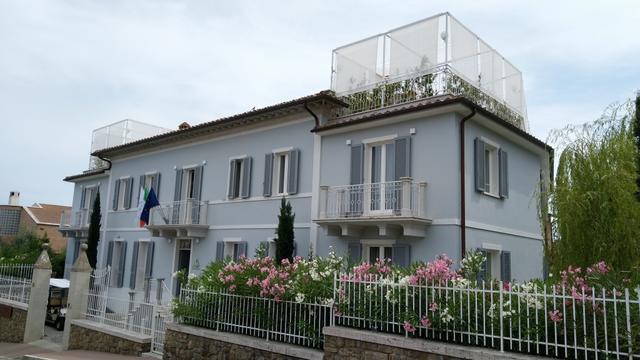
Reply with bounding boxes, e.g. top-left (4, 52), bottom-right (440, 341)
top-left (321, 298), bottom-right (335, 307)
top-left (451, 277), bottom-right (470, 289)
top-left (295, 293), bottom-right (305, 303)
top-left (385, 289), bottom-right (398, 304)
top-left (440, 307), bottom-right (454, 323)
top-left (487, 300), bottom-right (515, 319)
top-left (512, 282), bottom-right (543, 309)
